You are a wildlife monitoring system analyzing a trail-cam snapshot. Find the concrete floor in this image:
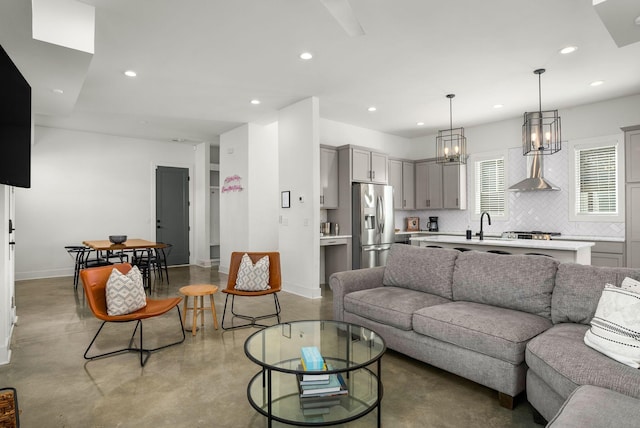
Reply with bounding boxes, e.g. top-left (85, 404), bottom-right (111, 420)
top-left (1, 266), bottom-right (541, 427)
